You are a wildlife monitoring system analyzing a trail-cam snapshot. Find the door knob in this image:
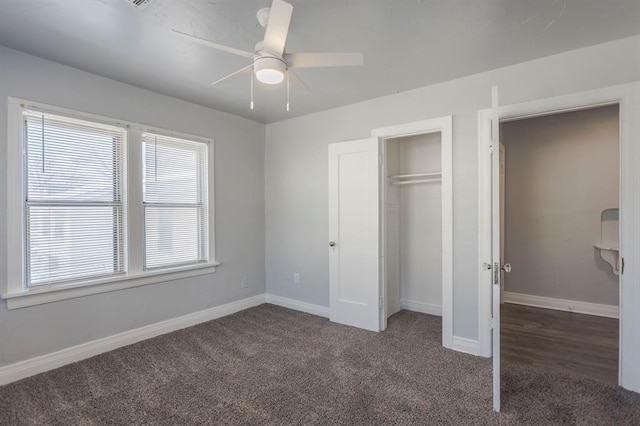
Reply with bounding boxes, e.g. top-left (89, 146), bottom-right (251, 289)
top-left (501, 263), bottom-right (511, 273)
top-left (329, 241), bottom-right (336, 247)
